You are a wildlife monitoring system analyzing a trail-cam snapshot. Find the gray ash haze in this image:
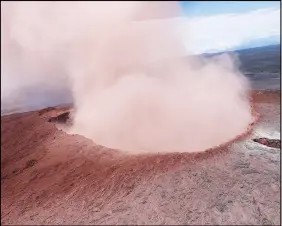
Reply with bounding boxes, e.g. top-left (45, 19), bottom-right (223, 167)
top-left (1, 1), bottom-right (253, 153)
